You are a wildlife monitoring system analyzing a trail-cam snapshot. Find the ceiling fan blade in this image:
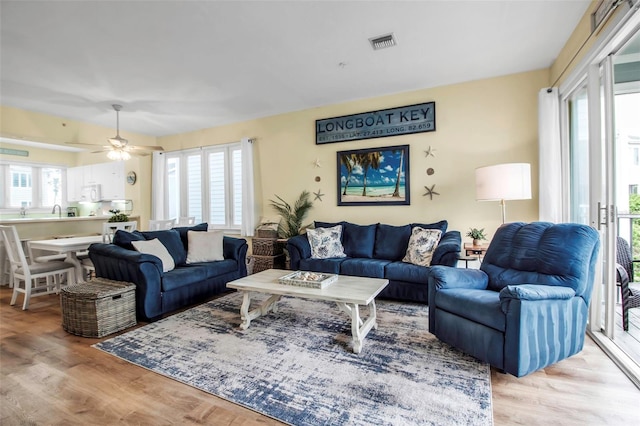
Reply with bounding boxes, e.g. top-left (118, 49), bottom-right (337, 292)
top-left (127, 145), bottom-right (165, 152)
